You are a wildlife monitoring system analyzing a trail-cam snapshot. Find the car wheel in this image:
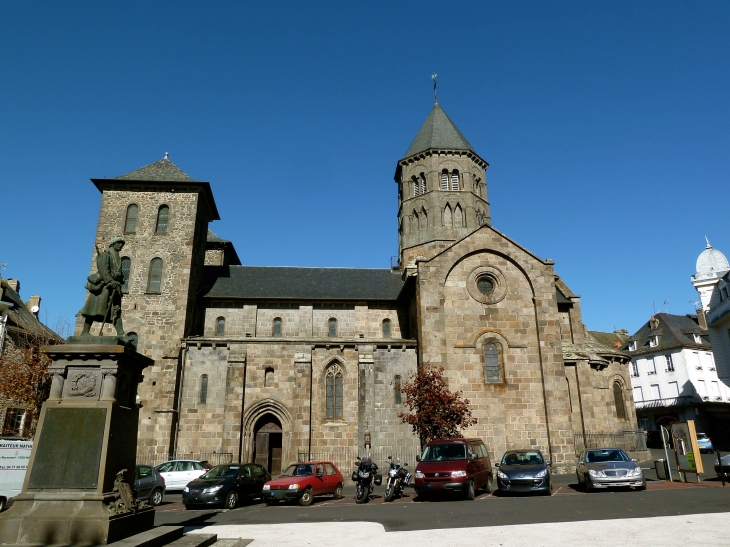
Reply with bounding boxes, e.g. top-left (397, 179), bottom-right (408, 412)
top-left (149, 488), bottom-right (163, 506)
top-left (544, 482), bottom-right (553, 496)
top-left (298, 488), bottom-right (313, 506)
top-left (484, 476), bottom-right (493, 494)
top-left (184, 504), bottom-right (193, 510)
top-left (636, 483), bottom-right (646, 491)
top-left (333, 483), bottom-right (343, 499)
top-left (225, 491), bottom-right (238, 509)
top-left (465, 480), bottom-right (475, 500)
top-left (585, 480), bottom-right (592, 493)
top-left (0, 497), bottom-right (5, 512)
